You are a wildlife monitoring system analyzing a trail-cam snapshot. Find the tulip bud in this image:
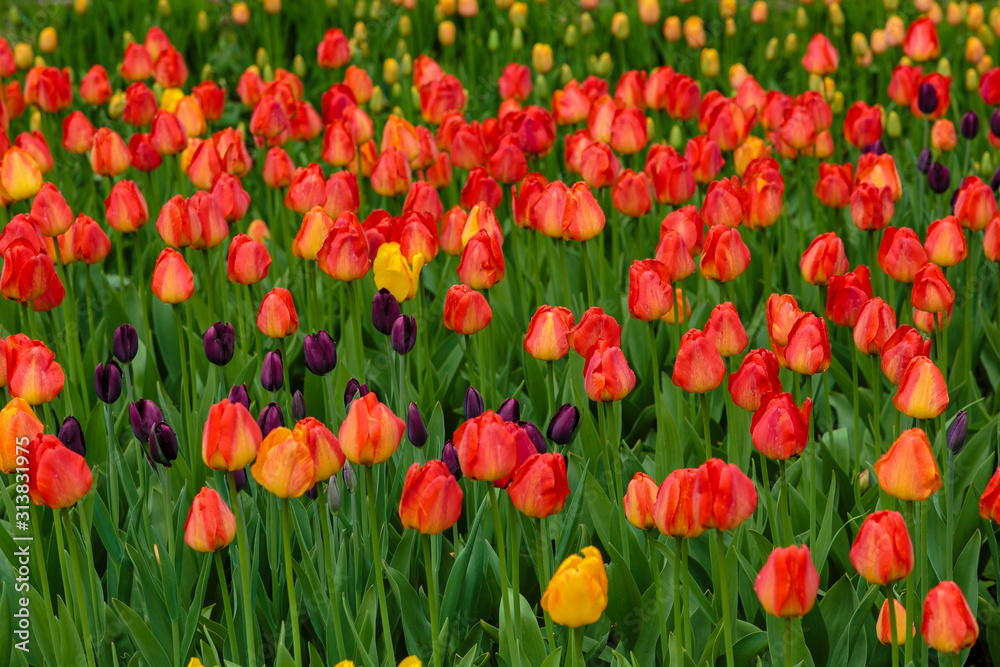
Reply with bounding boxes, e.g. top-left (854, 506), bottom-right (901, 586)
top-left (129, 399), bottom-right (163, 442)
top-left (149, 421), bottom-right (179, 467)
top-left (327, 476), bottom-right (342, 512)
top-left (947, 410), bottom-right (968, 455)
top-left (95, 360), bottom-right (123, 404)
top-left (464, 386), bottom-right (484, 420)
top-left (372, 288), bottom-right (401, 335)
top-left (498, 397), bottom-right (520, 423)
top-left (391, 314), bottom-right (417, 355)
top-left (928, 163), bottom-right (951, 194)
top-left (512, 28), bottom-right (524, 51)
top-left (304, 483), bottom-right (319, 501)
top-left (229, 383), bottom-right (250, 410)
top-left (520, 420), bottom-right (547, 455)
top-left (961, 111), bottom-right (980, 139)
top-left (203, 322), bottom-right (235, 366)
top-left (113, 323), bottom-right (139, 364)
top-left (257, 401), bottom-right (285, 437)
top-left (441, 441), bottom-right (462, 479)
top-left (886, 110), bottom-right (902, 138)
top-left (342, 461), bottom-right (358, 492)
top-left (918, 82), bottom-right (939, 115)
top-left (260, 350), bottom-right (284, 392)
top-left (547, 403), bottom-right (581, 445)
top-left (58, 416), bottom-right (86, 457)
top-left (292, 390), bottom-right (306, 421)
top-left (918, 148), bottom-right (932, 173)
top-left (407, 402), bottom-right (427, 448)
